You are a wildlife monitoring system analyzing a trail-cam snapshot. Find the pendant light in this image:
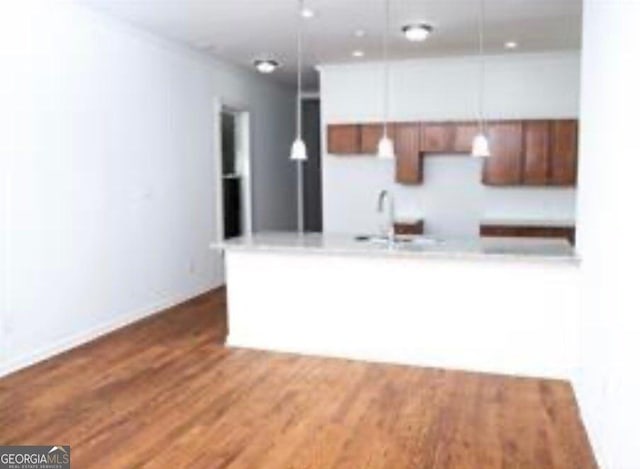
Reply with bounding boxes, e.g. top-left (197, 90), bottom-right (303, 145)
top-left (291, 0), bottom-right (307, 163)
top-left (291, 0), bottom-right (307, 234)
top-left (472, 0), bottom-right (491, 158)
top-left (377, 0), bottom-right (394, 159)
